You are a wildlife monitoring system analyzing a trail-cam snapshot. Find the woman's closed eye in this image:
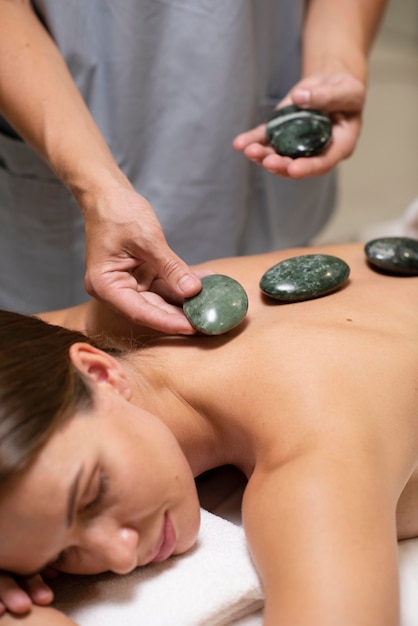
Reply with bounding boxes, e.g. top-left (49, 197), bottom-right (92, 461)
top-left (46, 472), bottom-right (111, 572)
top-left (82, 472), bottom-right (110, 514)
